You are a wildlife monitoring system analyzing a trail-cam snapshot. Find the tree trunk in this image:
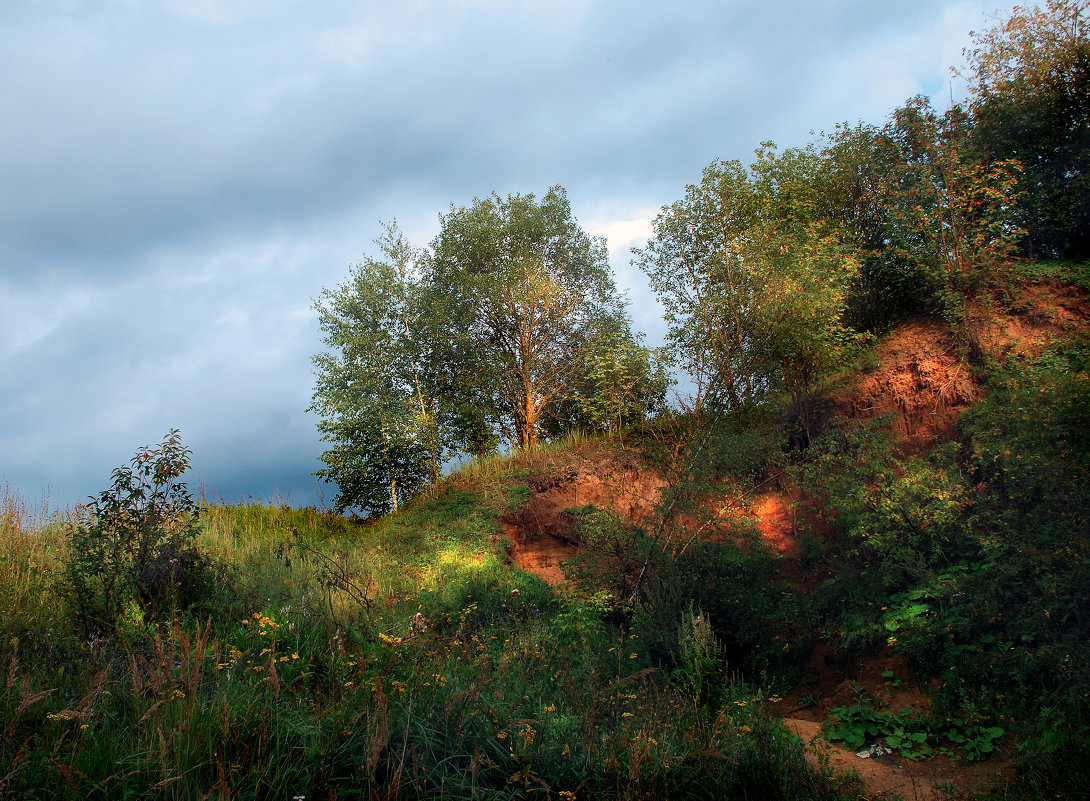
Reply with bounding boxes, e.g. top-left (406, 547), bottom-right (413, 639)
top-left (523, 393), bottom-right (539, 450)
top-left (379, 421), bottom-right (398, 513)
